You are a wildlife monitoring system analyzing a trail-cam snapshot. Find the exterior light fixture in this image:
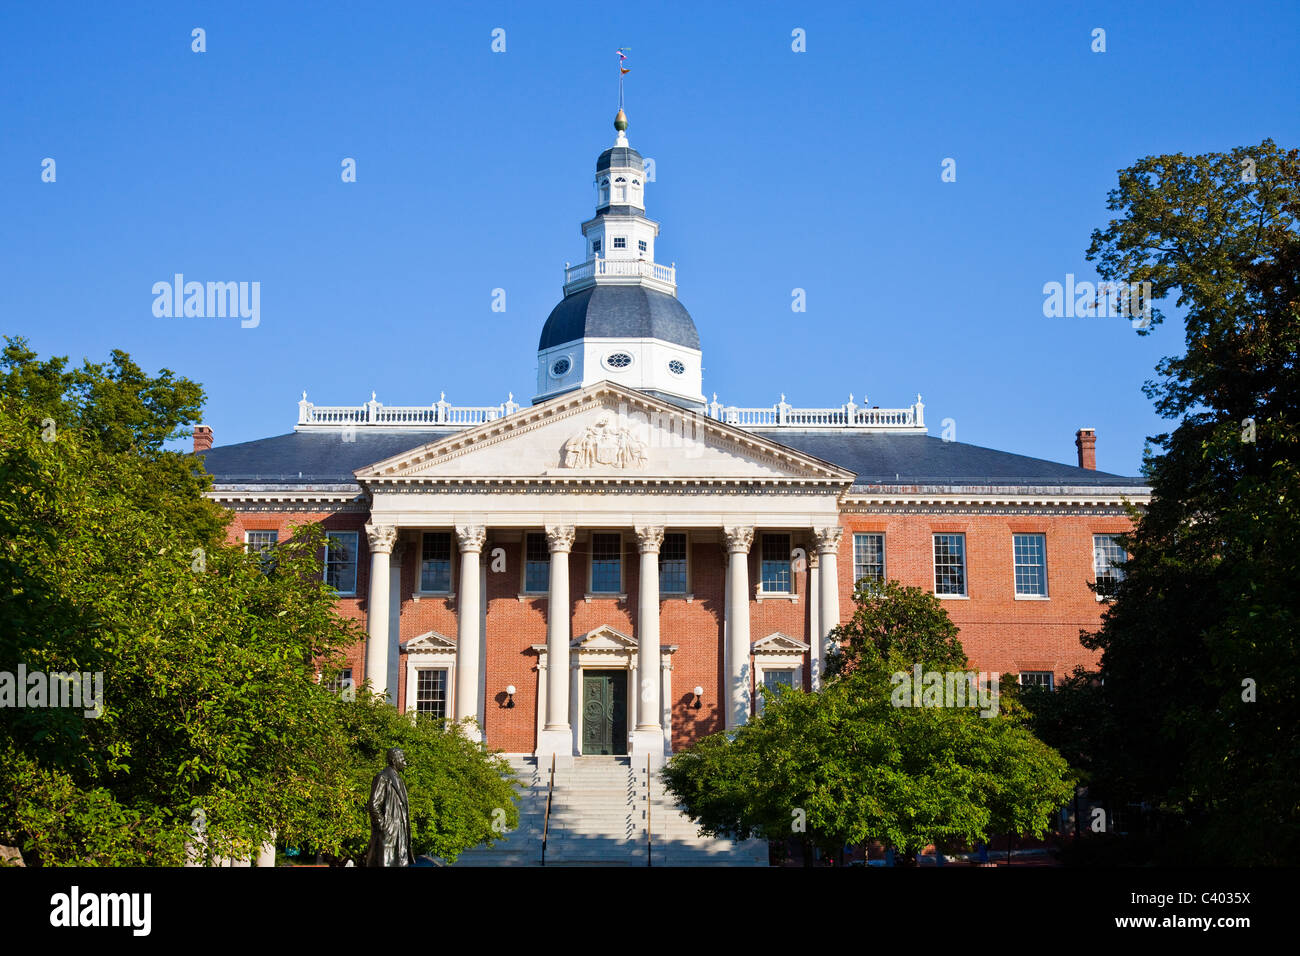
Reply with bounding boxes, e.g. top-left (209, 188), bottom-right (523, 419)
top-left (504, 685), bottom-right (516, 708)
top-left (692, 686), bottom-right (704, 709)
